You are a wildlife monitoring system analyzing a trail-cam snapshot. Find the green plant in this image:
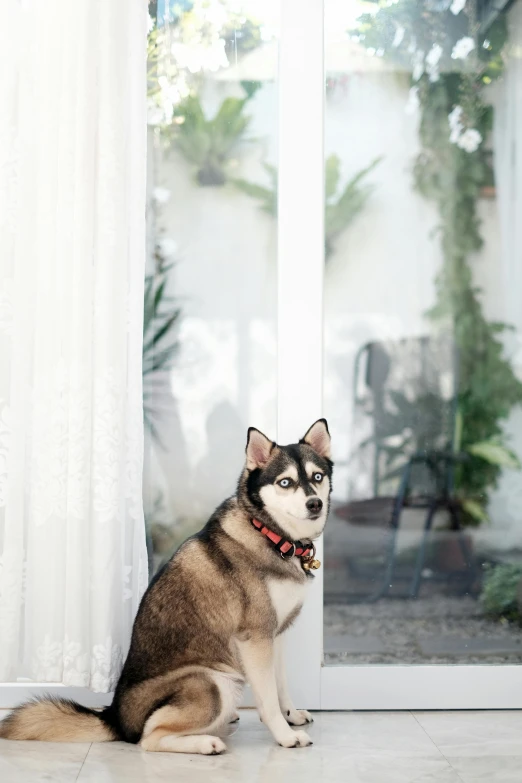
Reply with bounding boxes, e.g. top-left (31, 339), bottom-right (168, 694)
top-left (356, 1), bottom-right (522, 524)
top-left (170, 92), bottom-right (254, 186)
top-left (480, 563), bottom-right (522, 623)
top-left (453, 410), bottom-right (521, 522)
top-left (232, 161), bottom-right (278, 214)
top-left (143, 256), bottom-right (181, 442)
top-left (147, 2), bottom-right (263, 127)
top-left (233, 155), bottom-right (381, 260)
